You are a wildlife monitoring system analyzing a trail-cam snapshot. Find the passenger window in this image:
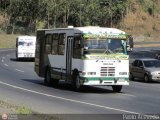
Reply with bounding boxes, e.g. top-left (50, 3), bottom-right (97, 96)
top-left (73, 34), bottom-right (82, 59)
top-left (133, 60), bottom-right (138, 67)
top-left (52, 34), bottom-right (59, 55)
top-left (45, 34), bottom-right (52, 54)
top-left (138, 61), bottom-right (143, 67)
top-left (58, 33), bottom-right (65, 55)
